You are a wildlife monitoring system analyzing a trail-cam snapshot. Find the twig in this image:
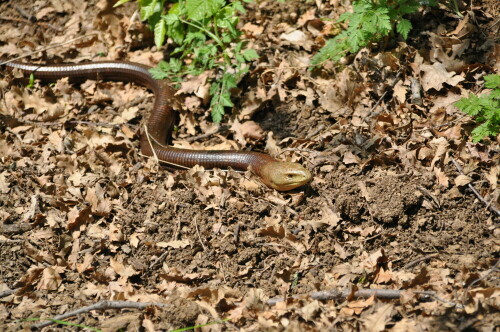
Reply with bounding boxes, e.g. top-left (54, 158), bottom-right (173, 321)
top-left (0, 34), bottom-right (98, 66)
top-left (466, 259), bottom-right (500, 290)
top-left (71, 120), bottom-right (122, 128)
top-left (143, 125), bottom-right (159, 164)
top-left (0, 288), bottom-right (17, 298)
top-left (13, 5), bottom-right (34, 22)
top-left (193, 214), bottom-right (207, 251)
top-left (32, 300), bottom-right (168, 329)
top-left (417, 186), bottom-right (441, 209)
top-left (452, 159), bottom-right (500, 216)
top-left (414, 291), bottom-right (464, 309)
top-left (267, 287), bottom-right (462, 308)
top-left (363, 71), bottom-right (401, 122)
top-left (415, 114), bottom-right (468, 132)
top-left (402, 253), bottom-right (439, 270)
top-left (0, 223), bottom-right (33, 234)
top-left (0, 14), bottom-right (63, 32)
